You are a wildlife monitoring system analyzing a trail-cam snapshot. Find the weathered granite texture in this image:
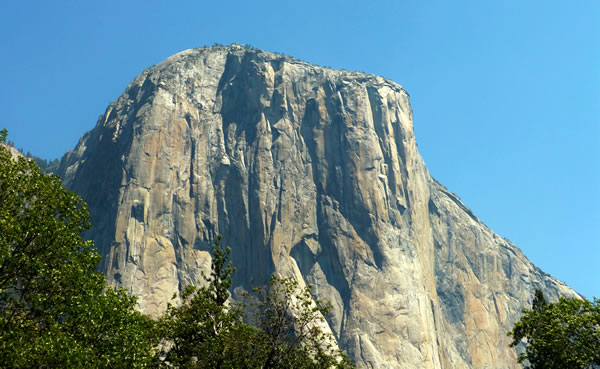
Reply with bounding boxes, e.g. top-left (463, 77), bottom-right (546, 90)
top-left (58, 45), bottom-right (578, 368)
top-left (1, 144), bottom-right (24, 160)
